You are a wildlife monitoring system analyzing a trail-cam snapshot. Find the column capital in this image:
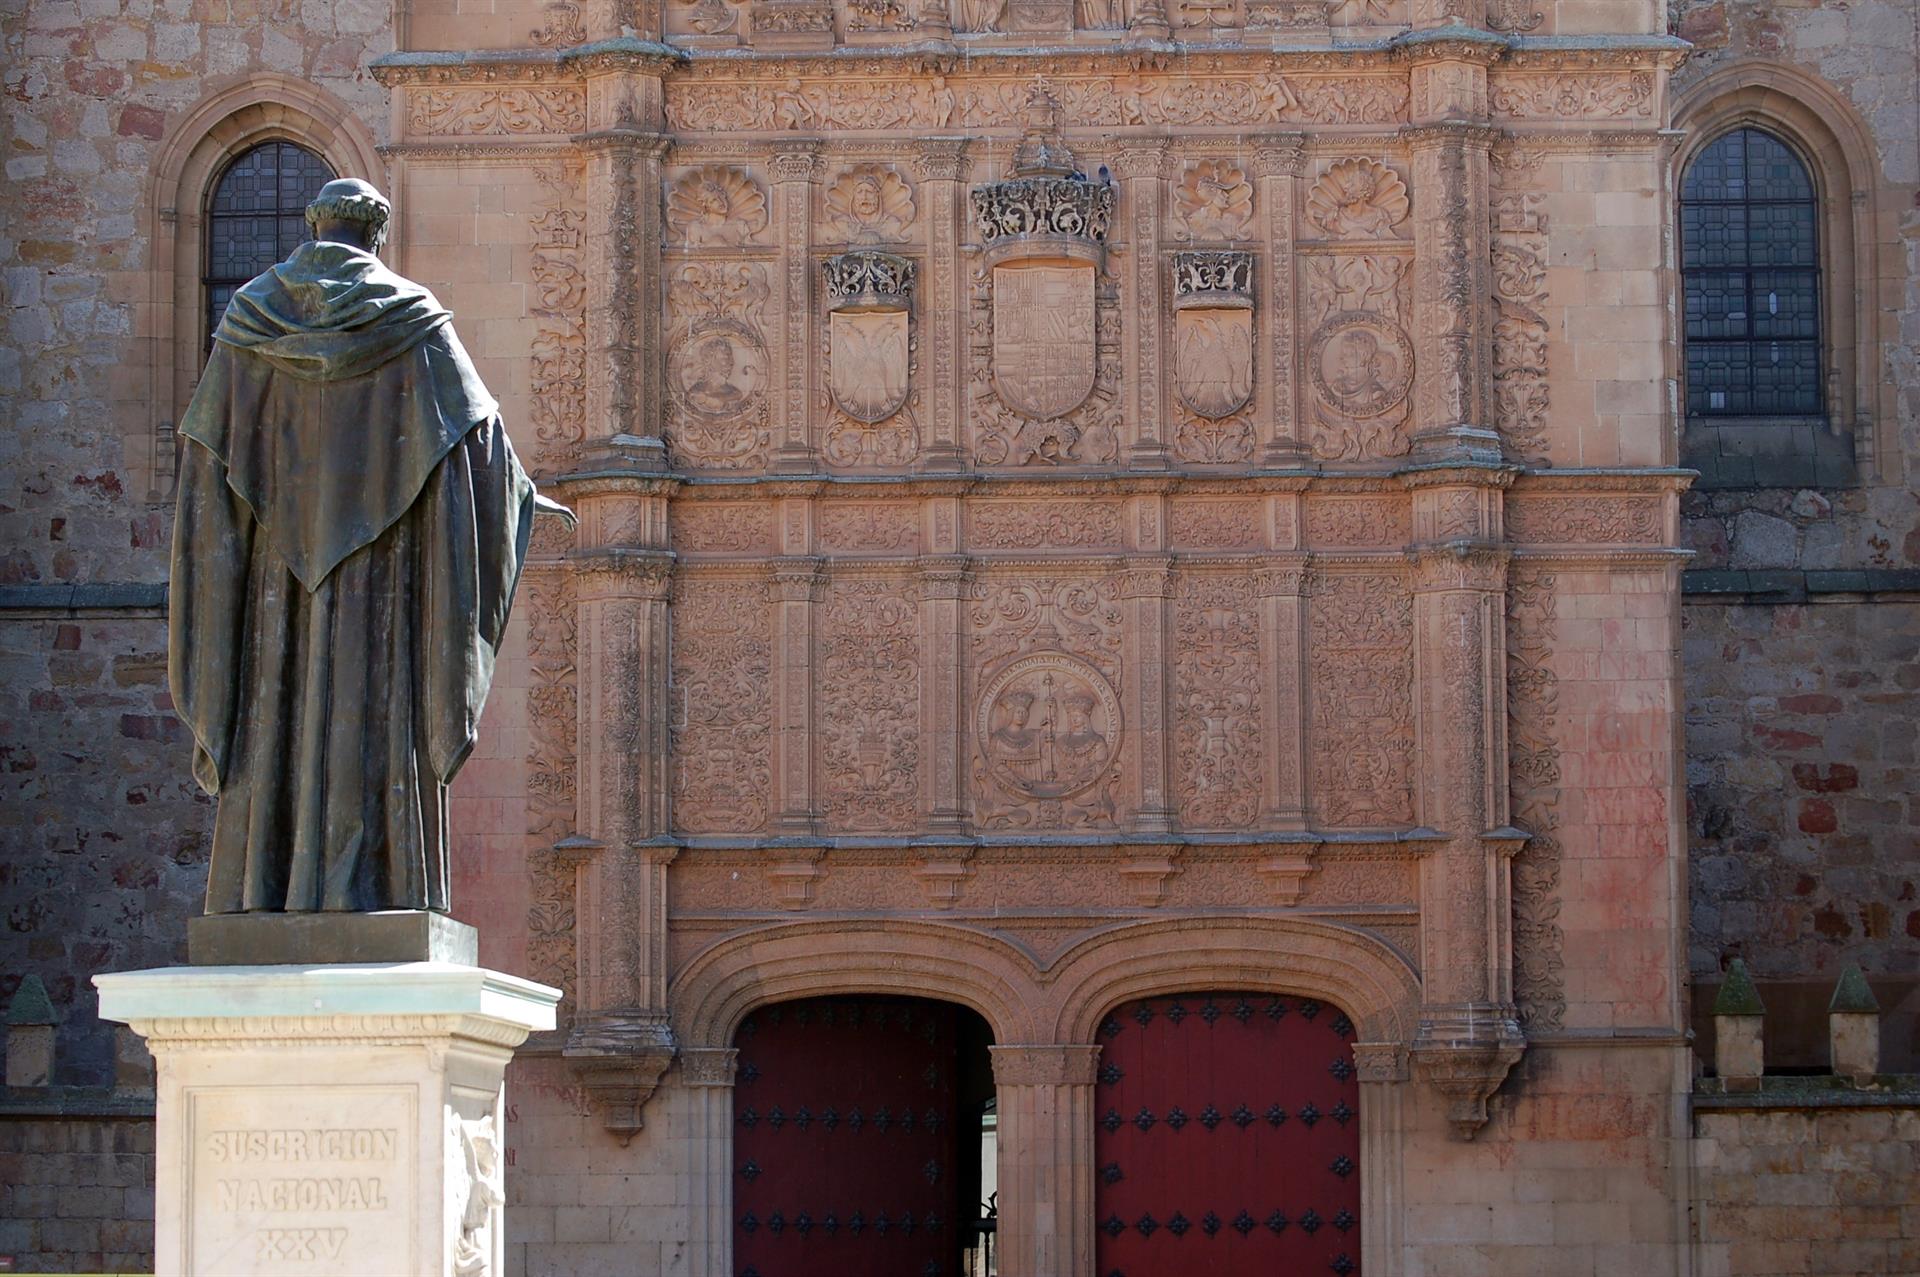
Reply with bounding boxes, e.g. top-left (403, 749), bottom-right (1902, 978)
top-left (768, 141), bottom-right (825, 182)
top-left (1250, 133), bottom-right (1307, 178)
top-left (989, 1044), bottom-right (1102, 1087)
top-left (680, 1046), bottom-right (739, 1087)
top-left (912, 136), bottom-right (972, 181)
